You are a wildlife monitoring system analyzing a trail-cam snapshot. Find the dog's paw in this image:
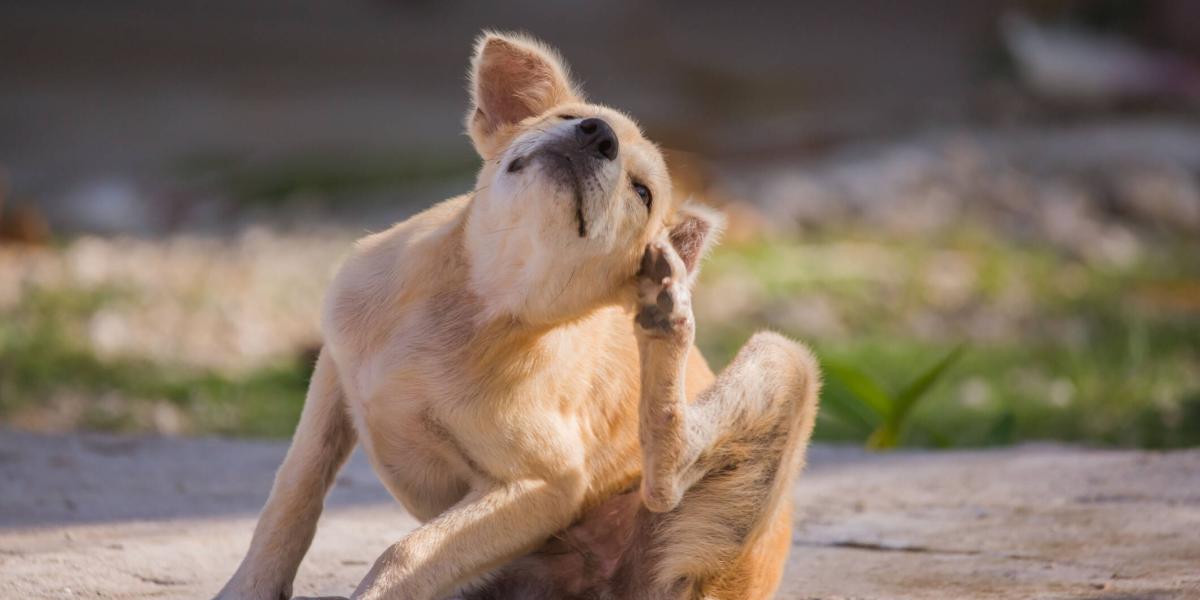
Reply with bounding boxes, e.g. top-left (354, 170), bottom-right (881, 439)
top-left (213, 575), bottom-right (291, 600)
top-left (635, 241), bottom-right (694, 340)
